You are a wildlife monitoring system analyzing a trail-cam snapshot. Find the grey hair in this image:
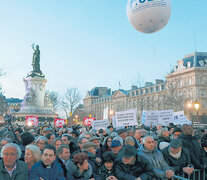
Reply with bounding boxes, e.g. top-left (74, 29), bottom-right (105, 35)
top-left (142, 135), bottom-right (154, 144)
top-left (157, 128), bottom-right (168, 137)
top-left (113, 136), bottom-right (123, 144)
top-left (125, 136), bottom-right (135, 145)
top-left (26, 145), bottom-right (41, 164)
top-left (1, 143), bottom-right (21, 159)
top-left (35, 136), bottom-right (48, 145)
